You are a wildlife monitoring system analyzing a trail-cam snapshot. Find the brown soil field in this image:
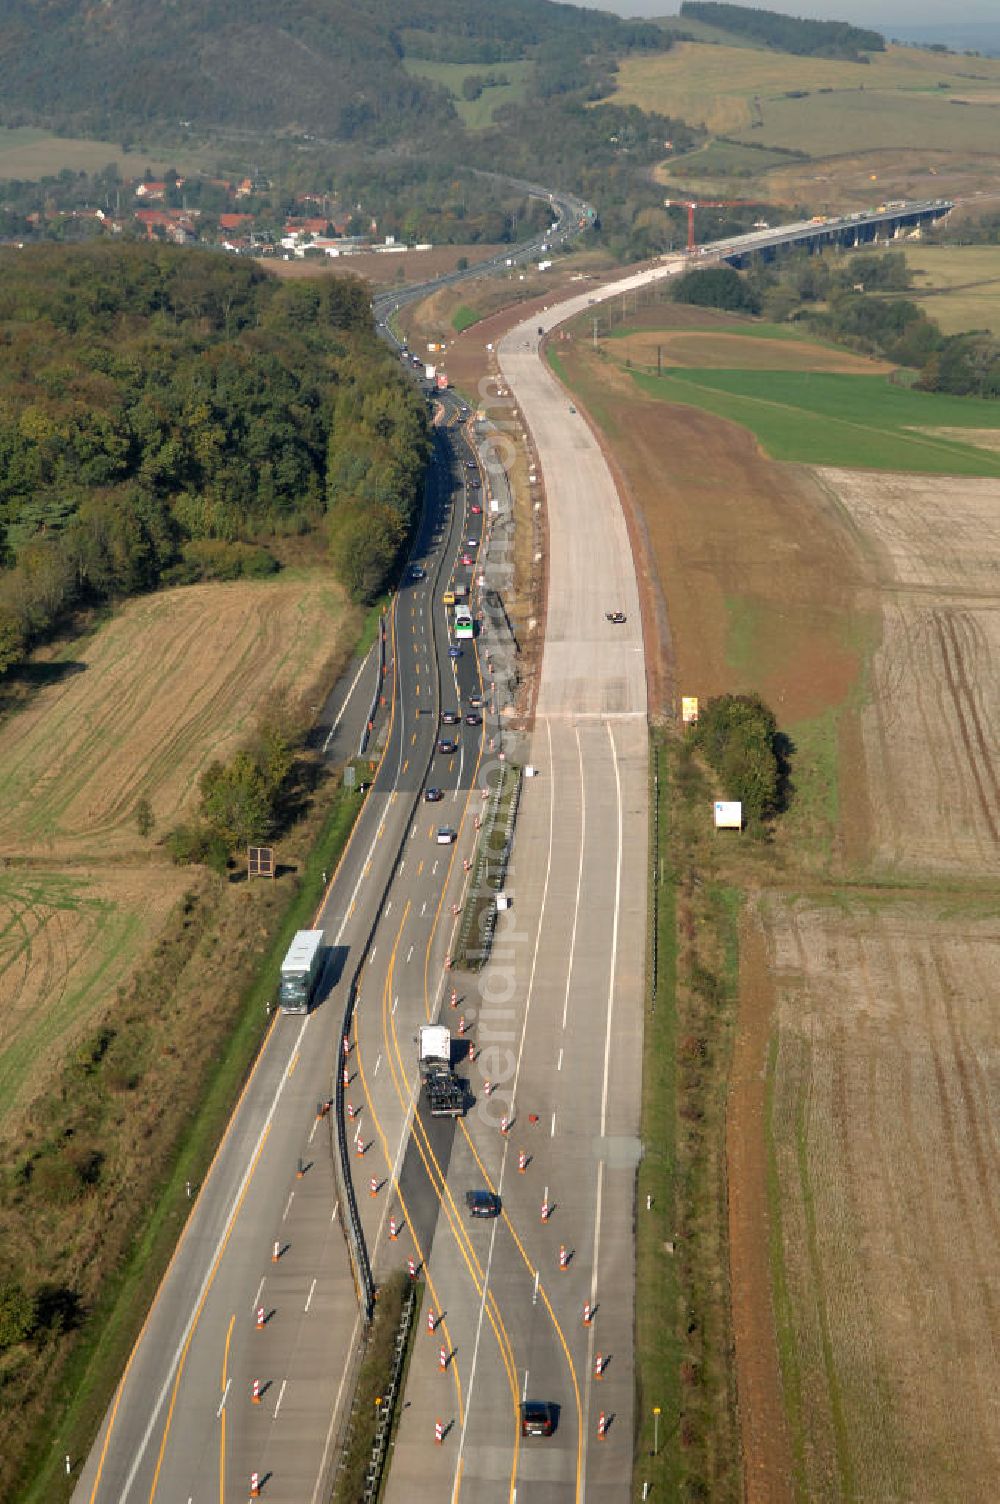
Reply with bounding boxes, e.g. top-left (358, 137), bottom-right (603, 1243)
top-left (0, 572), bottom-right (357, 860)
top-left (610, 329), bottom-right (891, 375)
top-left (553, 318), bottom-right (1000, 1501)
top-left (267, 243), bottom-right (503, 289)
top-left (761, 894), bottom-right (1000, 1504)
